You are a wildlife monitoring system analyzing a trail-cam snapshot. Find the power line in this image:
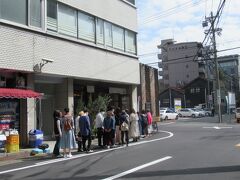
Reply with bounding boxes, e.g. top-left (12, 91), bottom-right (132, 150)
top-left (142, 46), bottom-right (240, 65)
top-left (140, 0), bottom-right (193, 22)
top-left (139, 39), bottom-right (240, 58)
top-left (139, 0), bottom-right (206, 25)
